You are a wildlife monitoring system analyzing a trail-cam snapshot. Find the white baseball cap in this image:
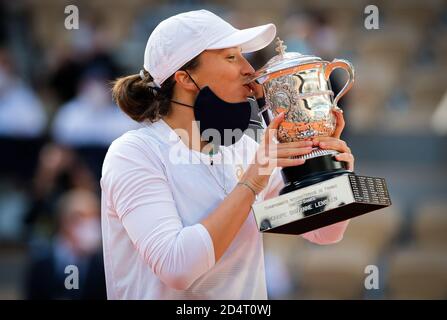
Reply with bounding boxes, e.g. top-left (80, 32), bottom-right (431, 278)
top-left (143, 9), bottom-right (276, 87)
